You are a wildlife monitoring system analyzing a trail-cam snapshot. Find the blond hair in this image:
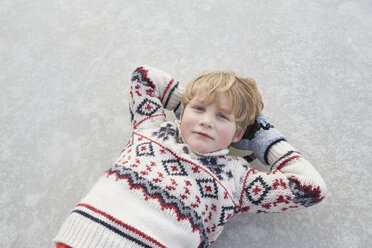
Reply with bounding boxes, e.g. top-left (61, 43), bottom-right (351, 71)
top-left (181, 70), bottom-right (264, 134)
